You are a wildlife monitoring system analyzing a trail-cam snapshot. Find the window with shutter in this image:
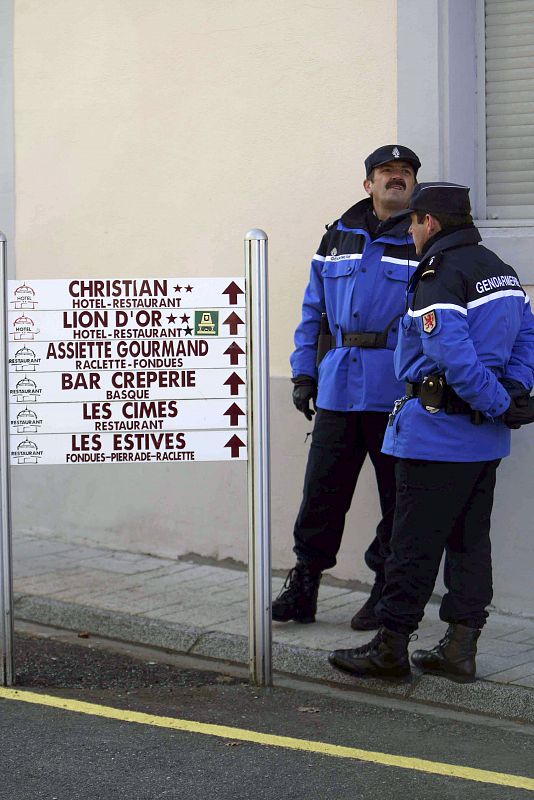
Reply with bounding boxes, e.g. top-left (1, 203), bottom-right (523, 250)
top-left (485, 0), bottom-right (534, 220)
